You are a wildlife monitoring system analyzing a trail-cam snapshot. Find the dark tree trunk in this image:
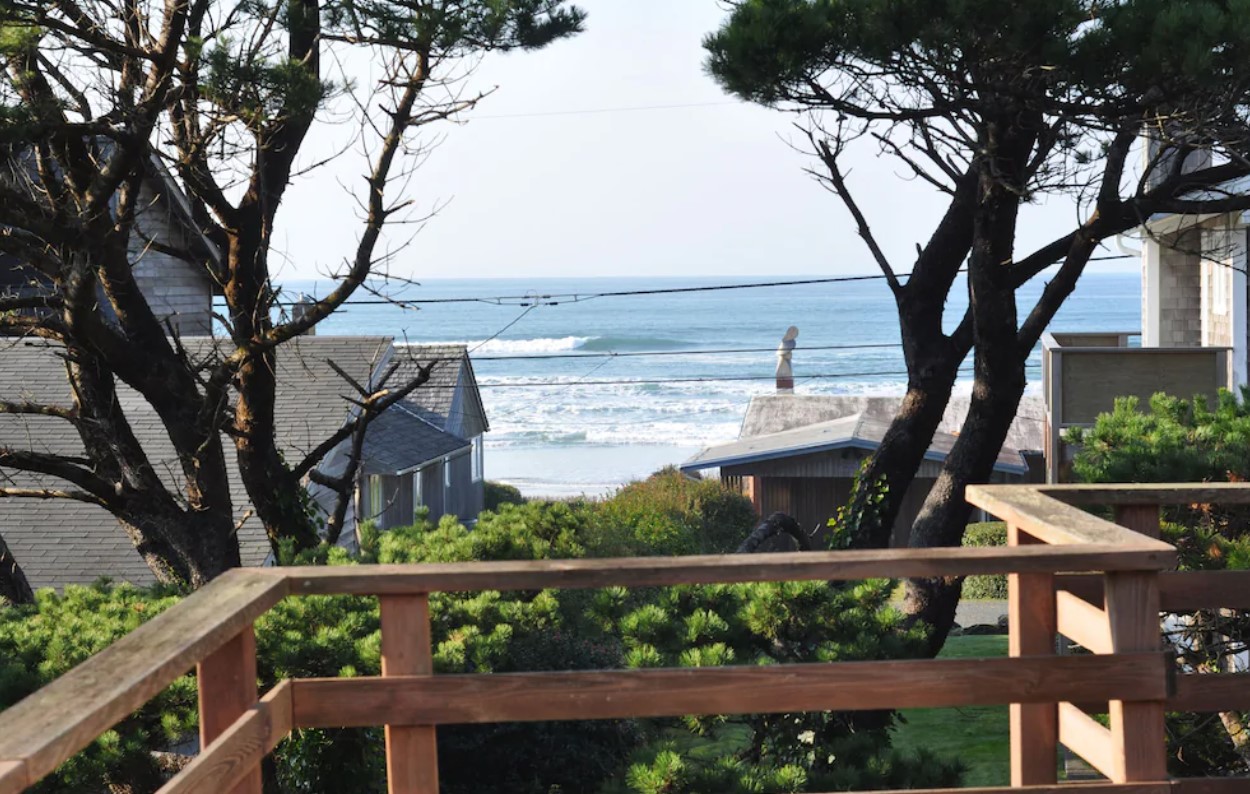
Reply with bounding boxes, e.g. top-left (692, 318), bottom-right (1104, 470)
top-left (737, 512), bottom-right (812, 553)
top-left (843, 171), bottom-right (978, 549)
top-left (116, 496), bottom-right (242, 588)
top-left (0, 533), bottom-right (34, 605)
top-left (844, 360), bottom-right (964, 549)
top-left (901, 113), bottom-right (1035, 655)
